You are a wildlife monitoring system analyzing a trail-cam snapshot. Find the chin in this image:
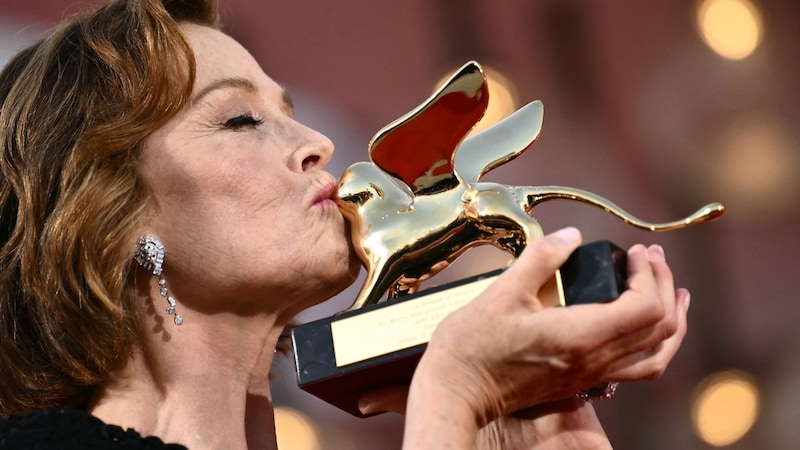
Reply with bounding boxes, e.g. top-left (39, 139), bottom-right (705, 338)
top-left (299, 234), bottom-right (361, 303)
top-left (324, 254), bottom-right (361, 296)
top-left (291, 273), bottom-right (357, 317)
